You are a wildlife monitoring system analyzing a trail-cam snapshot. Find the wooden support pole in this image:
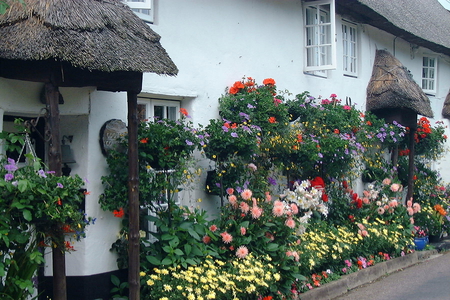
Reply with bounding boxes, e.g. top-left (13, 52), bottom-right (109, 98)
top-left (45, 82), bottom-right (67, 300)
top-left (127, 91), bottom-right (140, 300)
top-left (406, 128), bottom-right (416, 201)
